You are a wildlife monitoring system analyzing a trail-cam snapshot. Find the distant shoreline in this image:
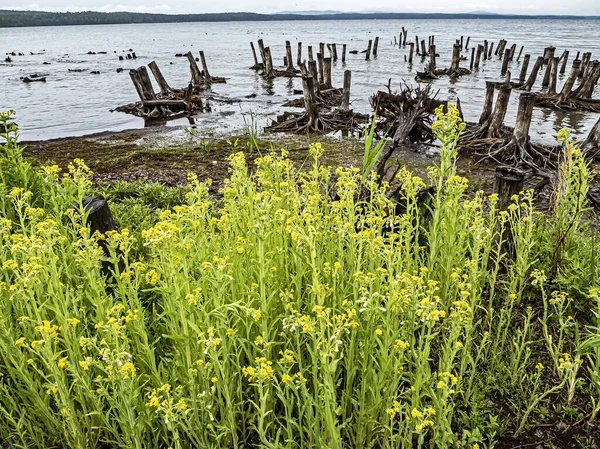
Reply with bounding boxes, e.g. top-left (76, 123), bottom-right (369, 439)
top-left (1, 10), bottom-right (599, 28)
